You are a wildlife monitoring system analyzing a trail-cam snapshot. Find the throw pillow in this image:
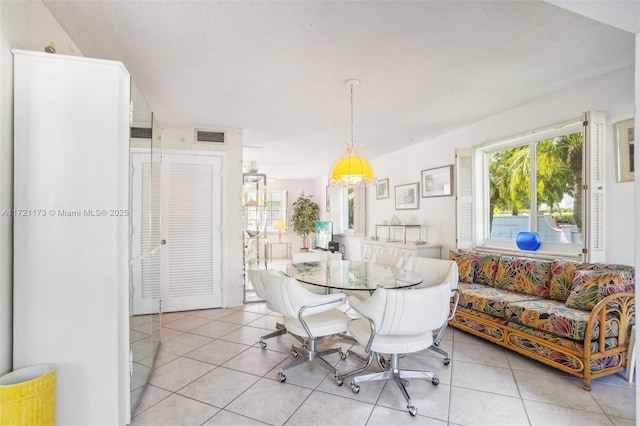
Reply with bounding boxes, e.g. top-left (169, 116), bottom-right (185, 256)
top-left (565, 269), bottom-right (633, 311)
